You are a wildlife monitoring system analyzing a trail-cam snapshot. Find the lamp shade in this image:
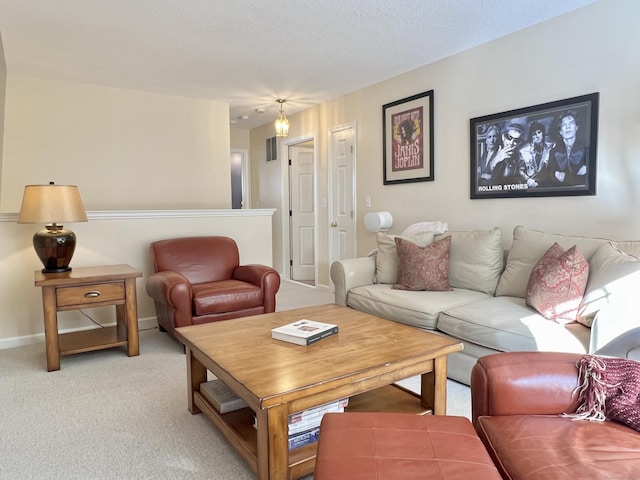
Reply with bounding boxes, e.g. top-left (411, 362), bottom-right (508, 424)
top-left (18, 184), bottom-right (88, 224)
top-left (364, 211), bottom-right (393, 232)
